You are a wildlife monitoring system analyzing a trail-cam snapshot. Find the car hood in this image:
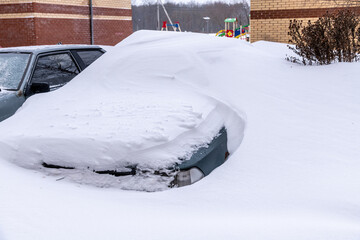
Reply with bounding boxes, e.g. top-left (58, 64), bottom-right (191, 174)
top-left (0, 82), bottom-right (239, 170)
